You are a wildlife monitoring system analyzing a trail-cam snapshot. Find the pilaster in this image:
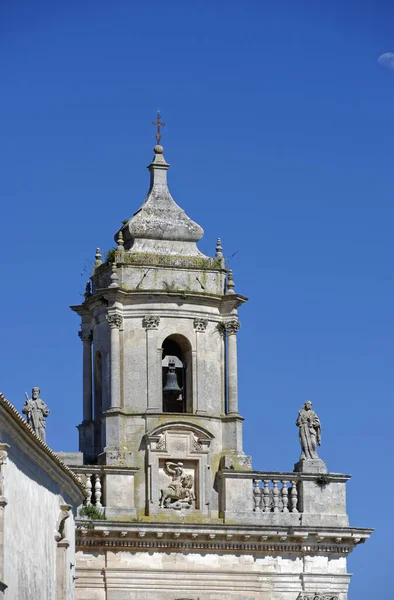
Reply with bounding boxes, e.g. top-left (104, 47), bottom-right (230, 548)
top-left (225, 319), bottom-right (240, 415)
top-left (107, 313), bottom-right (123, 409)
top-left (143, 316), bottom-right (161, 412)
top-left (78, 329), bottom-right (93, 422)
top-left (194, 318), bottom-right (208, 414)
